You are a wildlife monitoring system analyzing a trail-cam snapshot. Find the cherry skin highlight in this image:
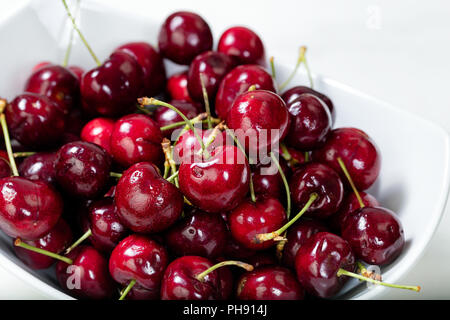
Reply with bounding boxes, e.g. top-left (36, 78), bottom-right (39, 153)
top-left (81, 118), bottom-right (116, 154)
top-left (282, 85), bottom-right (334, 114)
top-left (18, 152), bottom-right (57, 186)
top-left (166, 71), bottom-right (192, 102)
